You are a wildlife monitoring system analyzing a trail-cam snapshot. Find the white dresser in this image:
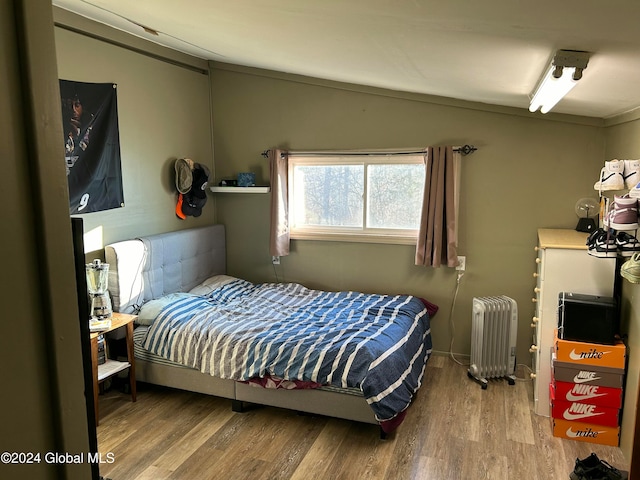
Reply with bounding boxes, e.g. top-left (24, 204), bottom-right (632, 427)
top-left (532, 229), bottom-right (616, 417)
